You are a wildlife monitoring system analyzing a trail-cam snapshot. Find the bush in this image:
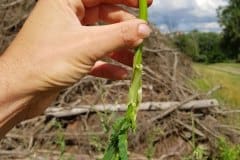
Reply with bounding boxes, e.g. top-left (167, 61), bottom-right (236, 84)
top-left (174, 32), bottom-right (199, 61)
top-left (173, 31), bottom-right (227, 63)
top-left (237, 54), bottom-right (240, 63)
